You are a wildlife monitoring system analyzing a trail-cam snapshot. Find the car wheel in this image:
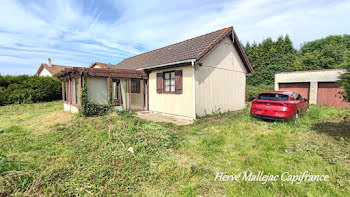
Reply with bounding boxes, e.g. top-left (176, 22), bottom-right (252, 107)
top-left (293, 111), bottom-right (299, 123)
